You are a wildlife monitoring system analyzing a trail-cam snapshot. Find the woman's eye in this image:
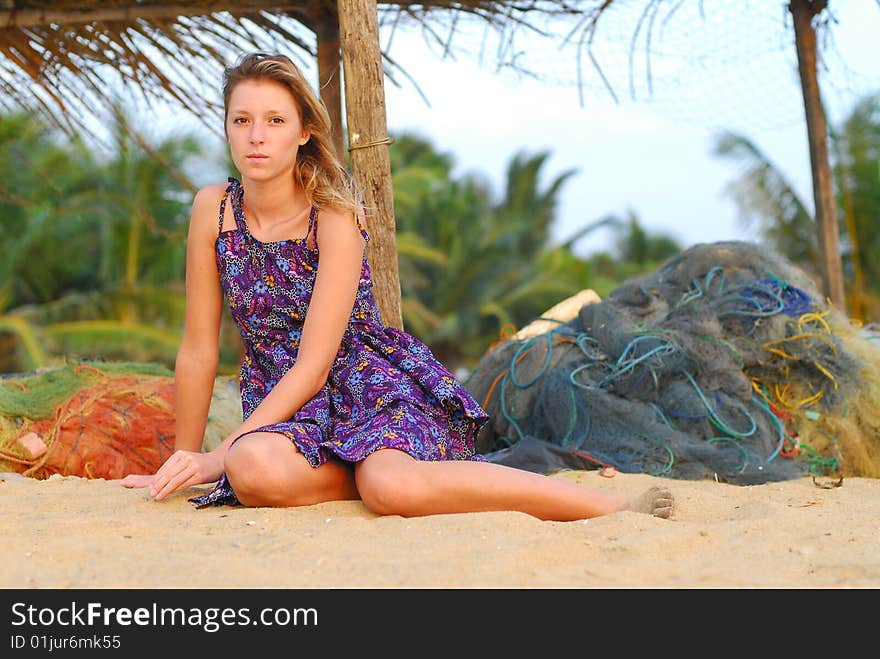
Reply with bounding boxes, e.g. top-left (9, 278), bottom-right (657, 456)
top-left (270, 117), bottom-right (284, 124)
top-left (232, 117), bottom-right (248, 124)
